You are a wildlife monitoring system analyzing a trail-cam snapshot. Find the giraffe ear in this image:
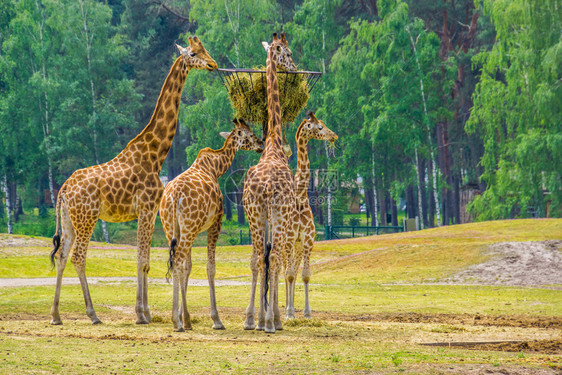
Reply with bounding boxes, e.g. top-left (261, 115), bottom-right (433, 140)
top-left (219, 132), bottom-right (231, 140)
top-left (233, 118), bottom-right (247, 127)
top-left (176, 44), bottom-right (188, 55)
top-left (261, 41), bottom-right (270, 52)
